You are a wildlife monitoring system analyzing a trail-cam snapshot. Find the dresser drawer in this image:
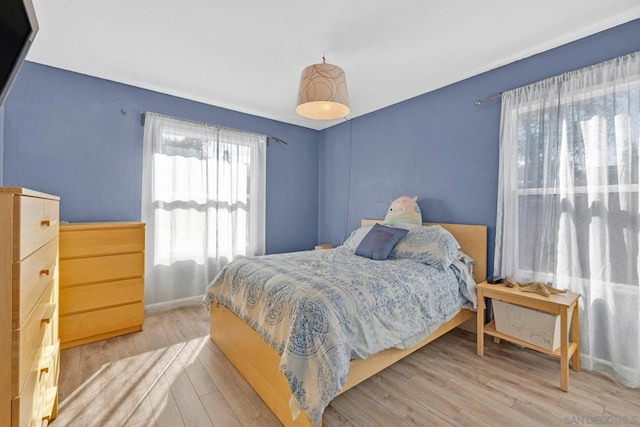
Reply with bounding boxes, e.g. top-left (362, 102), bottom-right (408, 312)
top-left (13, 280), bottom-right (55, 396)
top-left (1, 188), bottom-right (60, 427)
top-left (12, 348), bottom-right (56, 427)
top-left (13, 196), bottom-right (59, 262)
top-left (58, 222), bottom-right (145, 349)
top-left (40, 340), bottom-right (59, 424)
top-left (42, 341), bottom-right (60, 391)
top-left (60, 224), bottom-right (144, 258)
top-left (60, 302), bottom-right (144, 344)
top-left (13, 238), bottom-right (58, 329)
top-left (60, 252), bottom-right (144, 287)
top-left (60, 278), bottom-right (144, 315)
top-left (11, 361), bottom-right (41, 427)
